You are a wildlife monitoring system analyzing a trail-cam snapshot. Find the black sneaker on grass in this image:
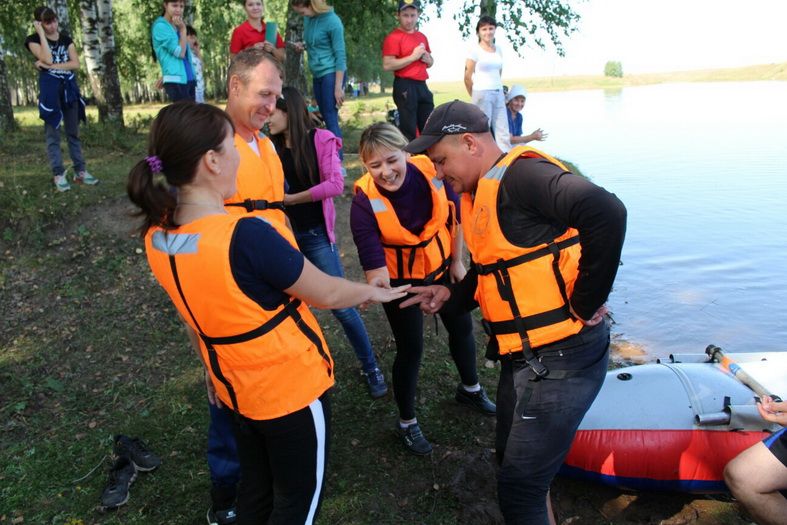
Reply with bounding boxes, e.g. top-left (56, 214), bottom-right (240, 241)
top-left (114, 435), bottom-right (161, 471)
top-left (396, 422), bottom-right (433, 456)
top-left (100, 456), bottom-right (137, 511)
top-left (455, 384), bottom-right (496, 415)
top-left (207, 506), bottom-right (238, 525)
